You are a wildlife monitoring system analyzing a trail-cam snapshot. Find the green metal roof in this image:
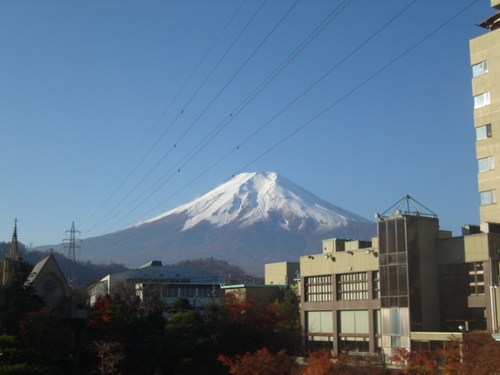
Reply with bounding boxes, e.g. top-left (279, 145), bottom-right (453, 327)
top-left (139, 260), bottom-right (163, 268)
